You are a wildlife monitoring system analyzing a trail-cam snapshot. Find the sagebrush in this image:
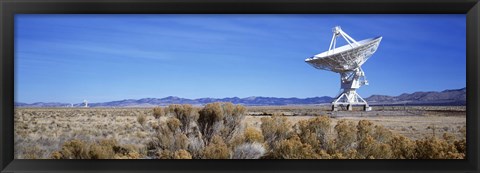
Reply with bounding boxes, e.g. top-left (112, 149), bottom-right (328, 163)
top-left (15, 103), bottom-right (466, 159)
